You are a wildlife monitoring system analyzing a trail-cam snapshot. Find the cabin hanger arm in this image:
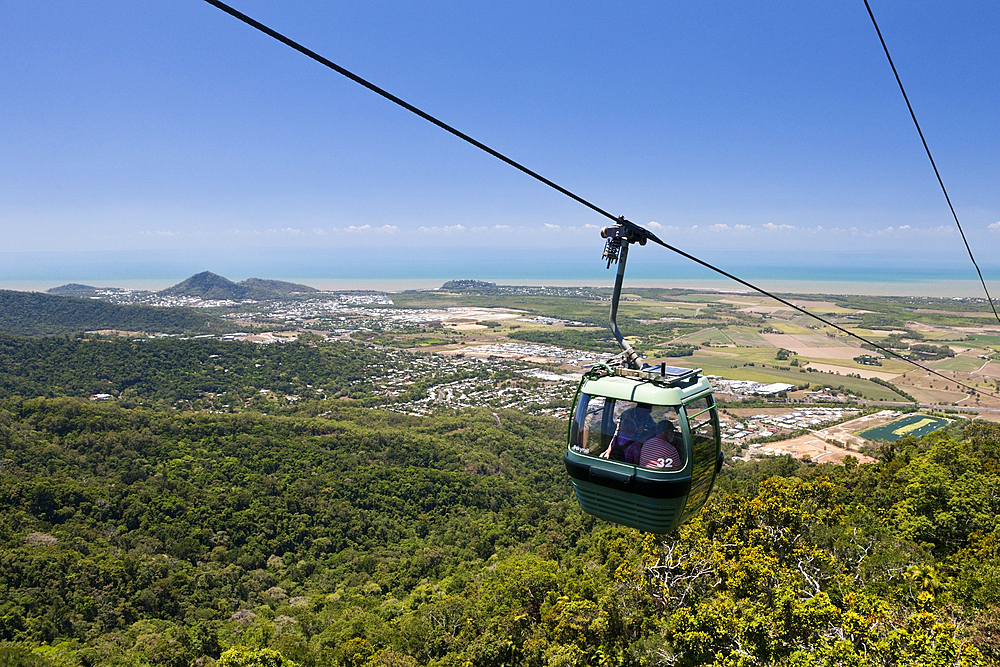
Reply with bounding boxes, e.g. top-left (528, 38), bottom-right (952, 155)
top-left (601, 219), bottom-right (648, 370)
